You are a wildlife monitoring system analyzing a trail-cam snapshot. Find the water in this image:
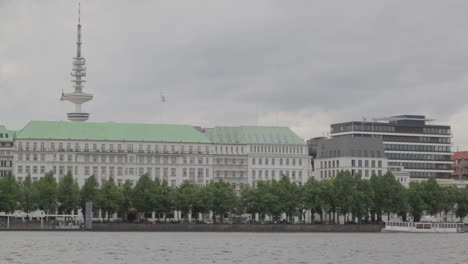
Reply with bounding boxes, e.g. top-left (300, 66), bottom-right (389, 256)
top-left (0, 232), bottom-right (467, 264)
